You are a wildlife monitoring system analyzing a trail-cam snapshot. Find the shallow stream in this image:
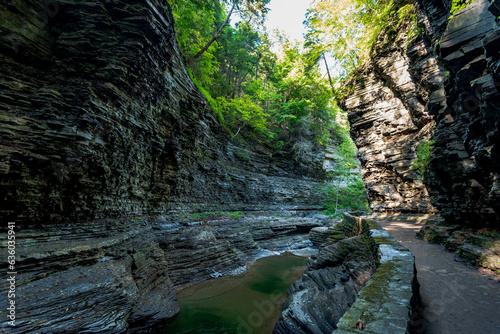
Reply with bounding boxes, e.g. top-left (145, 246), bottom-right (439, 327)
top-left (162, 254), bottom-right (307, 334)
